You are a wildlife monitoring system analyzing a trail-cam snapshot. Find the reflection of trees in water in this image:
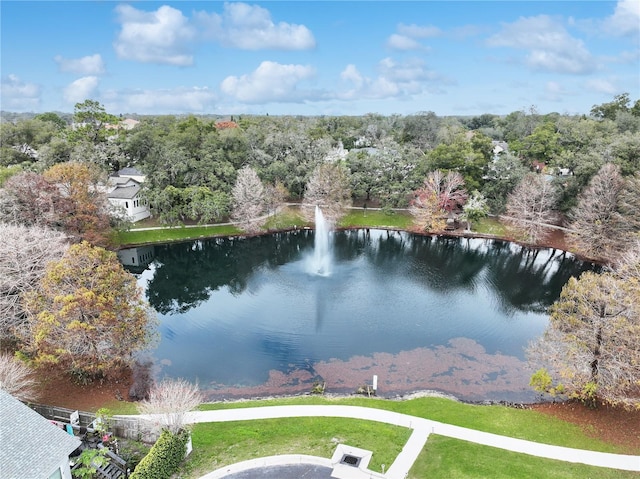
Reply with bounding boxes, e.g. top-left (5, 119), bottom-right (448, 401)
top-left (147, 231), bottom-right (314, 314)
top-left (141, 229), bottom-right (596, 316)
